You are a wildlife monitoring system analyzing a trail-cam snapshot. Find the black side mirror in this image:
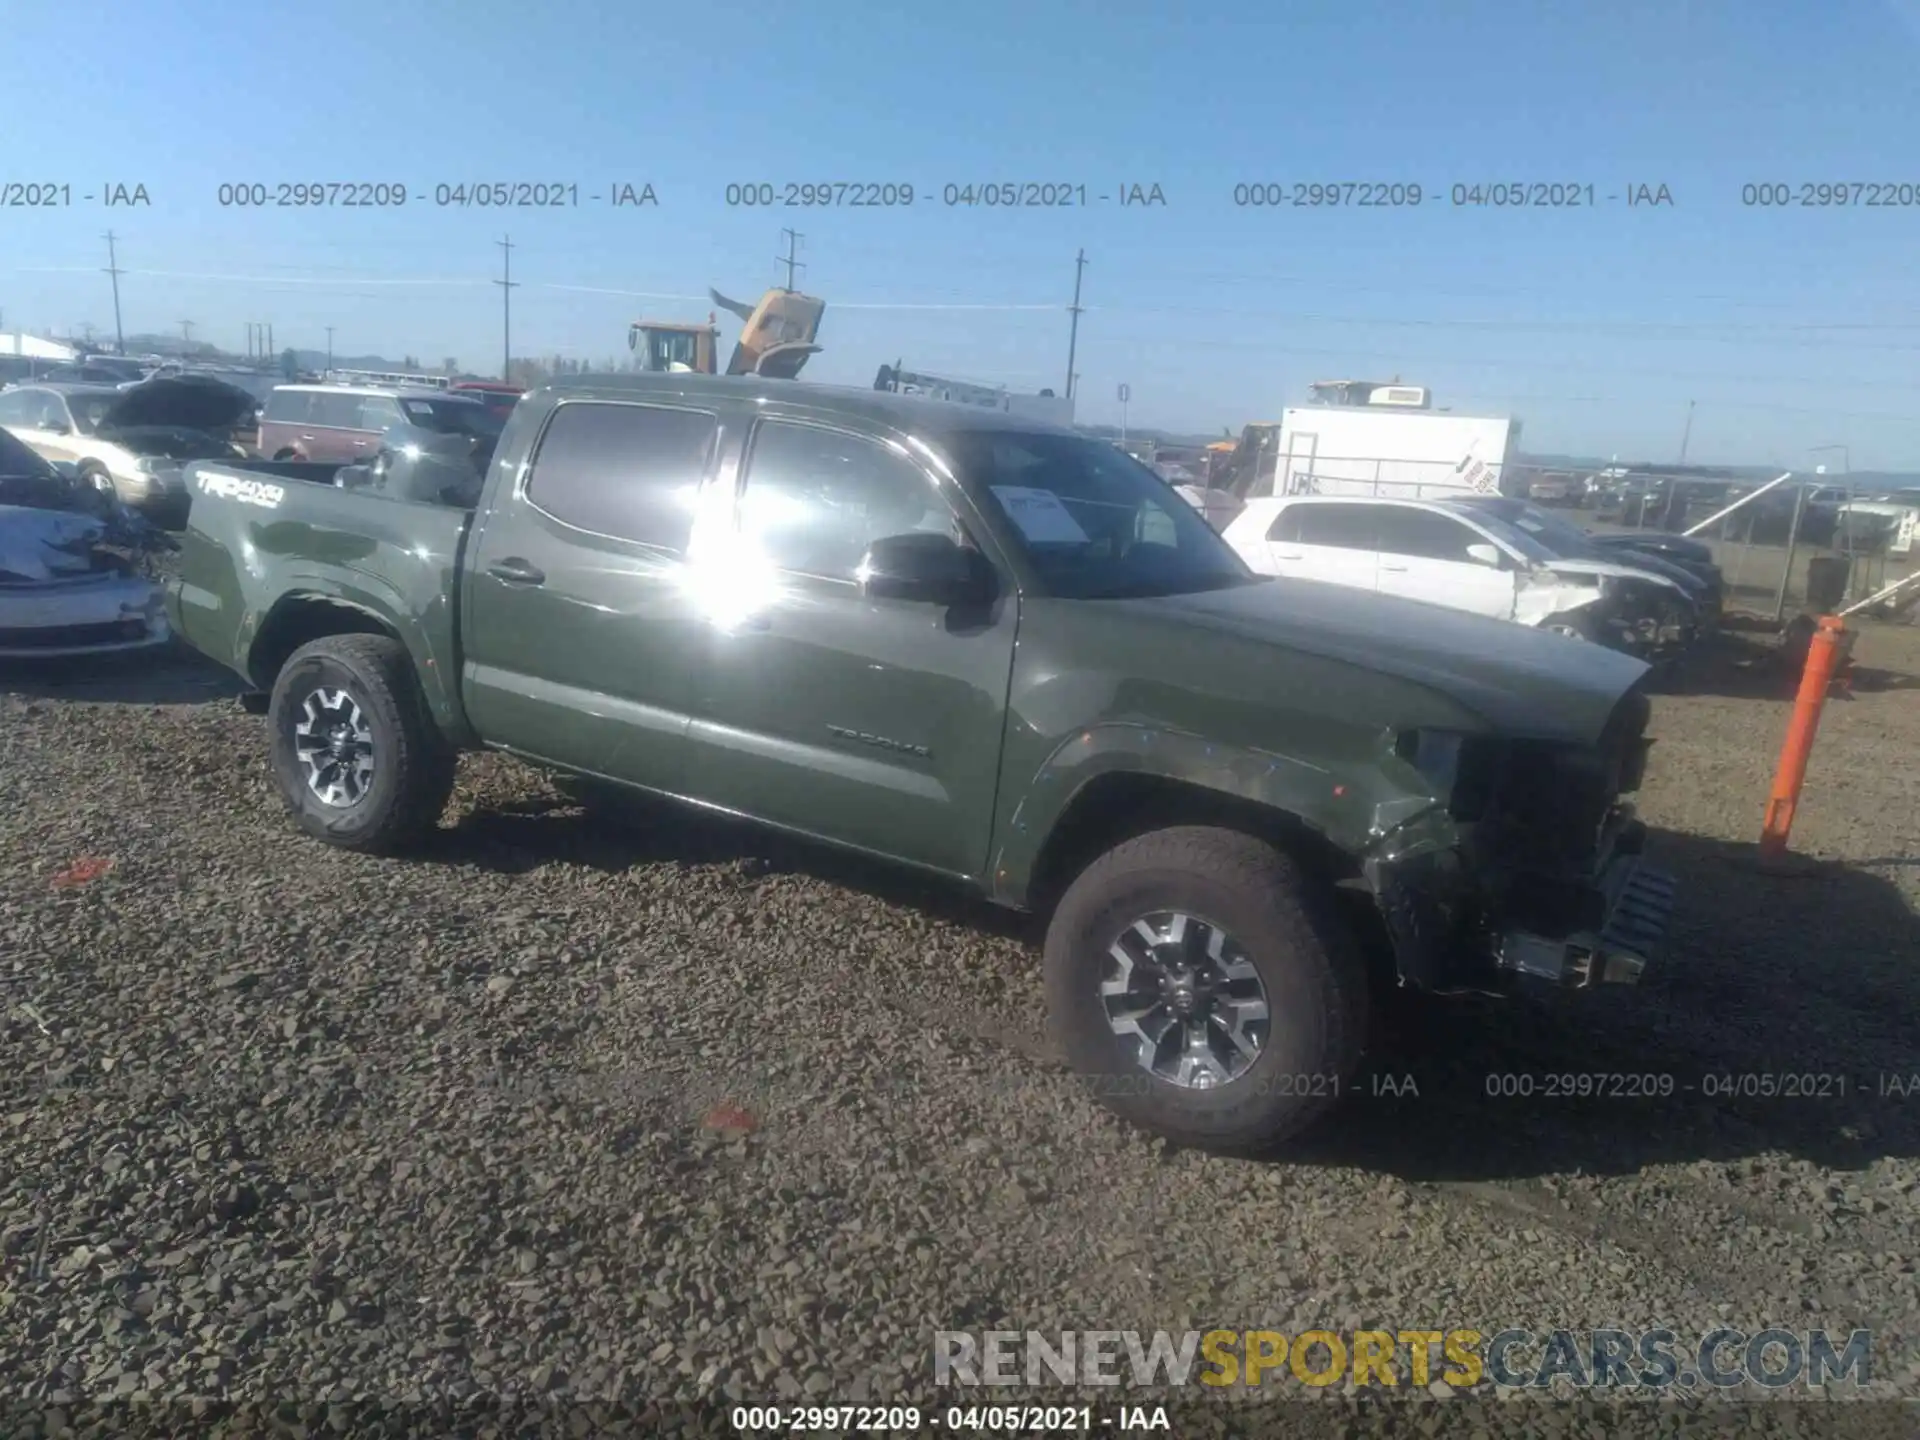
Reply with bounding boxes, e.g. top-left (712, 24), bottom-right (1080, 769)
top-left (858, 531), bottom-right (991, 606)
